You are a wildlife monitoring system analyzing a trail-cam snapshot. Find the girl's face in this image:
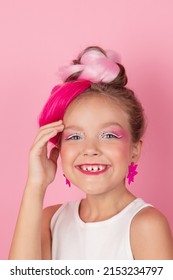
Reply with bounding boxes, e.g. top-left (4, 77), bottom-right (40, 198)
top-left (60, 94), bottom-right (141, 195)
